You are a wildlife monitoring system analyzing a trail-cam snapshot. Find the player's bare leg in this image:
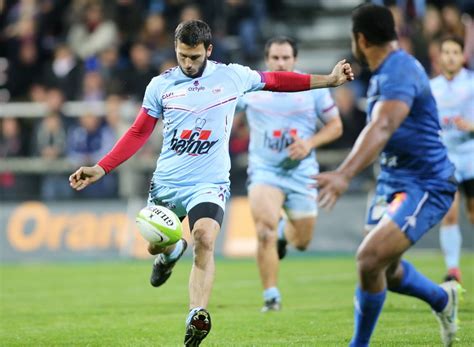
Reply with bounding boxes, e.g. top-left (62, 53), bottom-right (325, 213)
top-left (184, 217), bottom-right (219, 346)
top-left (351, 217), bottom-right (459, 346)
top-left (249, 184), bottom-right (285, 311)
top-left (188, 217), bottom-right (220, 309)
top-left (440, 191), bottom-right (463, 282)
top-left (356, 217), bottom-right (411, 293)
top-left (466, 196), bottom-right (474, 224)
top-left (285, 217), bottom-right (316, 251)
